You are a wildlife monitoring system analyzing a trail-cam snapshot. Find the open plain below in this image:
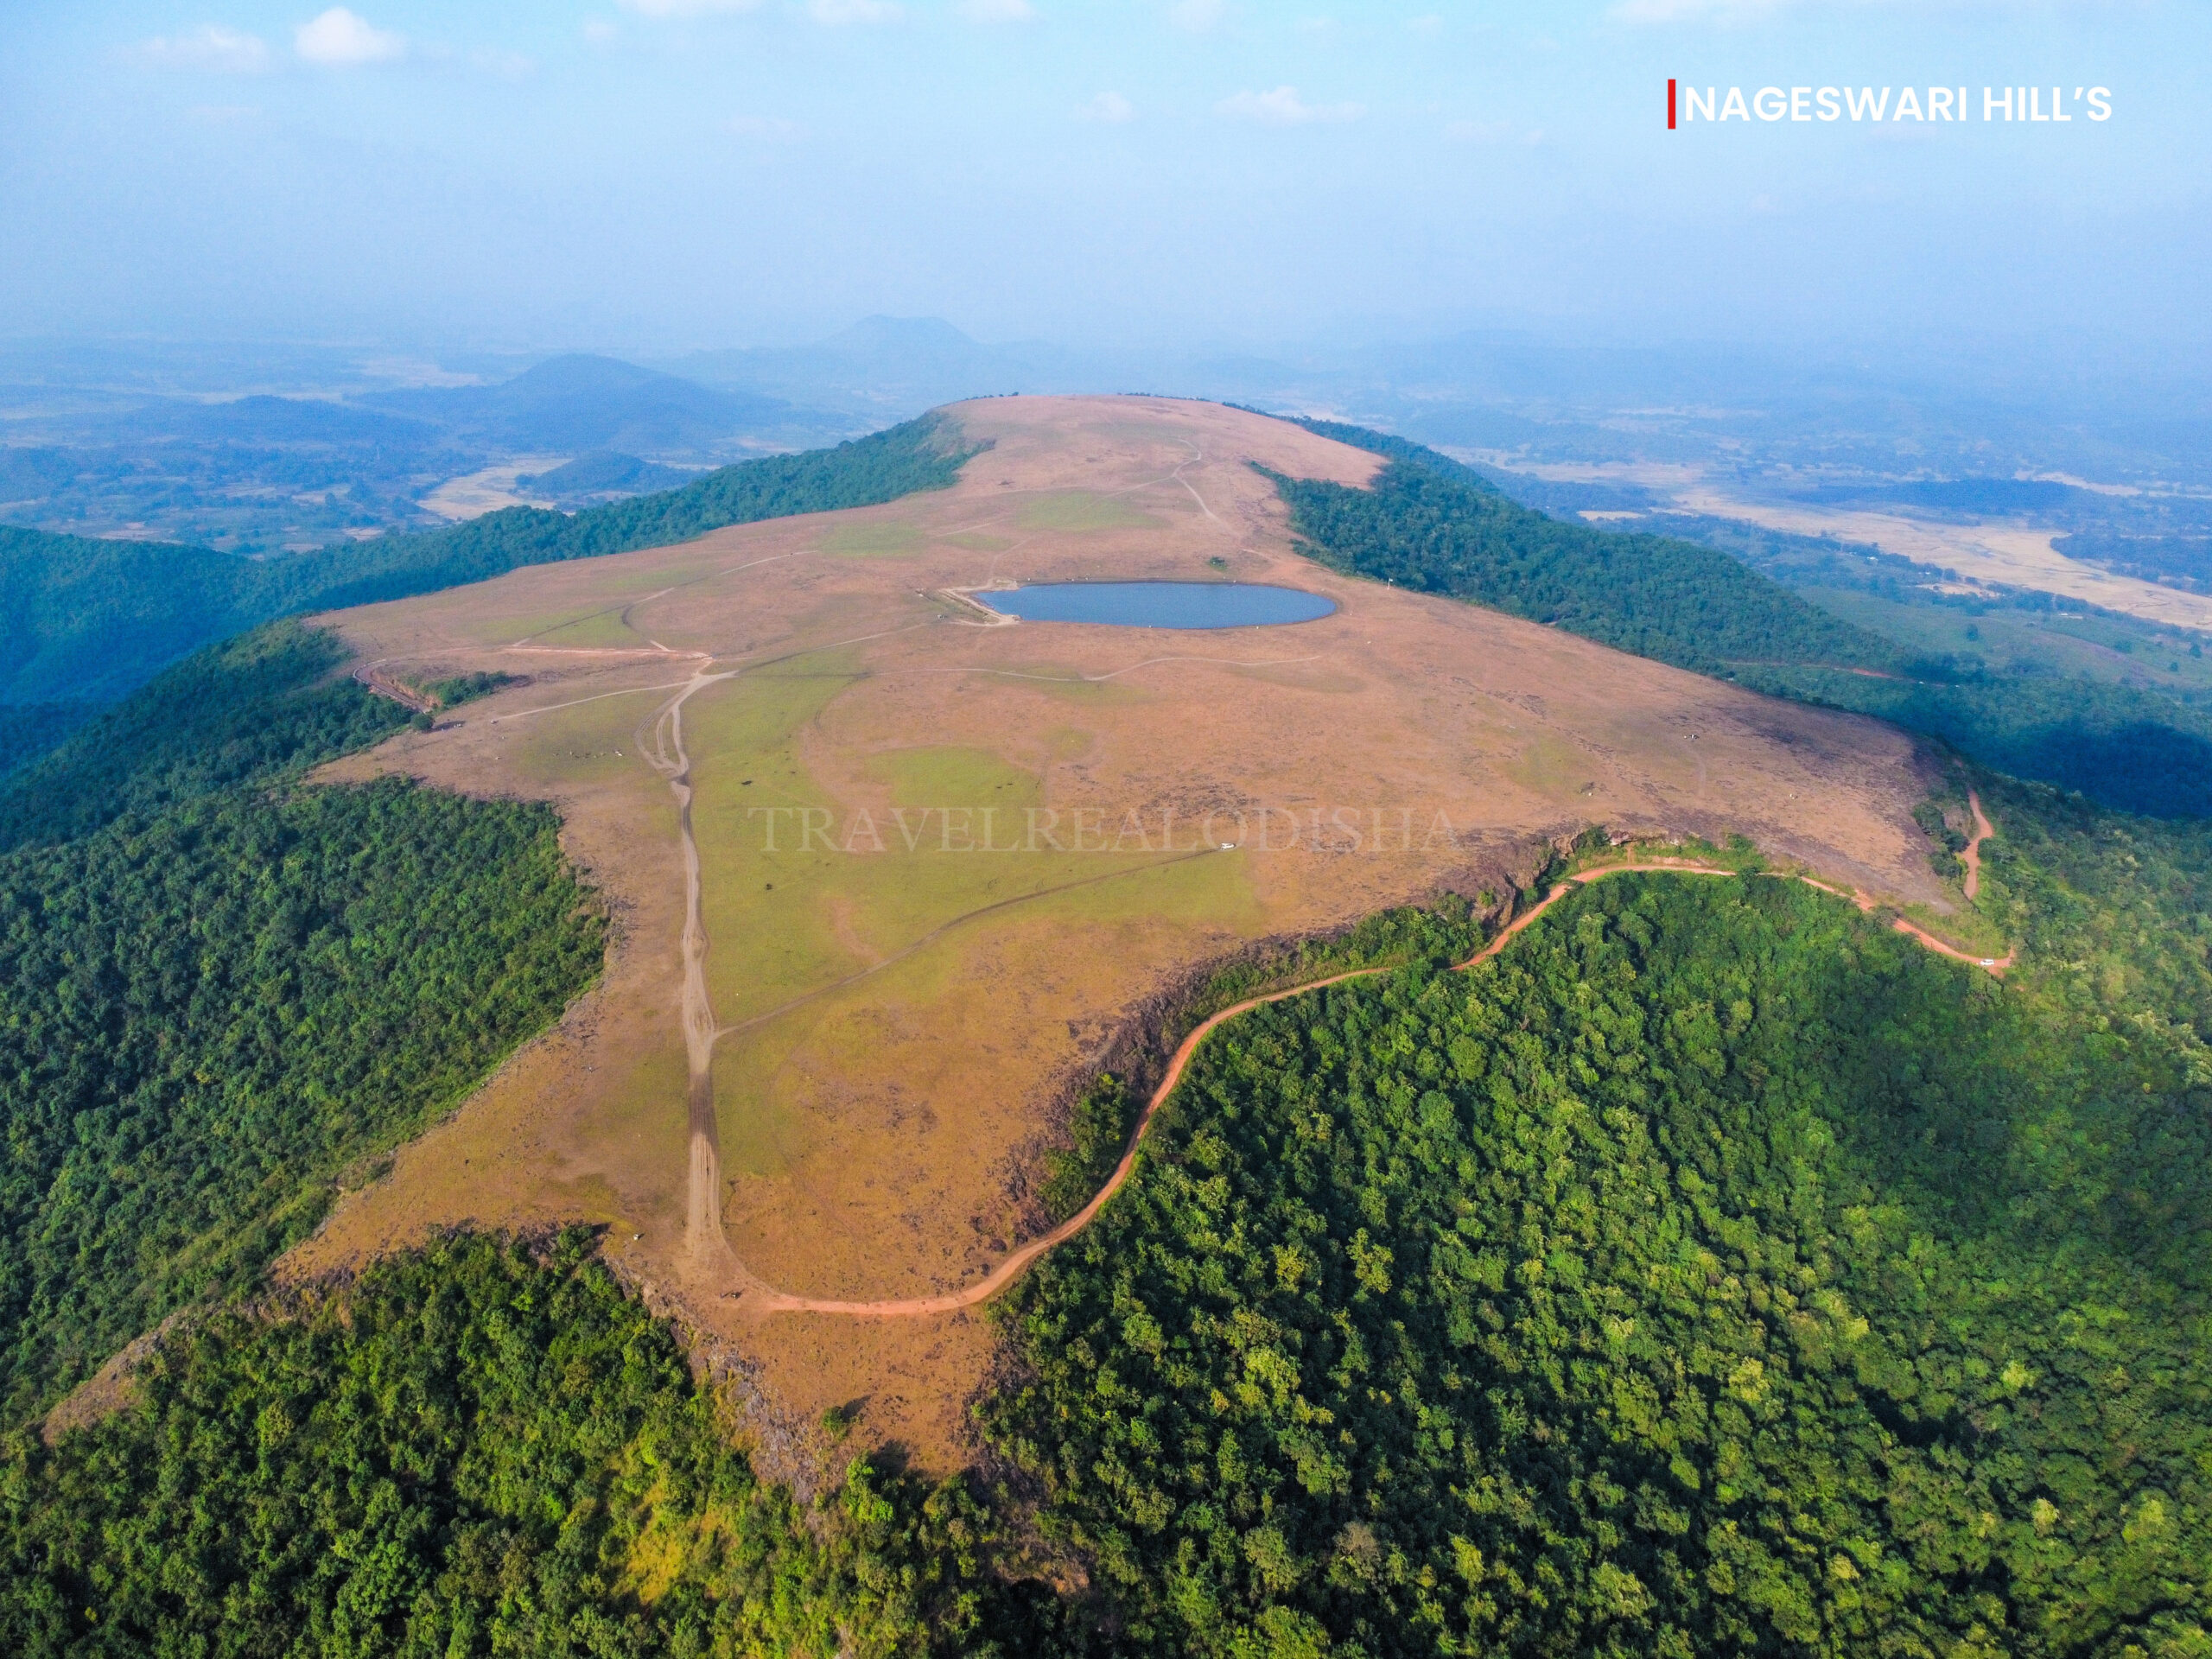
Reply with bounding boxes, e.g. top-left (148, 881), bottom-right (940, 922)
top-left (285, 396), bottom-right (1954, 1467)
